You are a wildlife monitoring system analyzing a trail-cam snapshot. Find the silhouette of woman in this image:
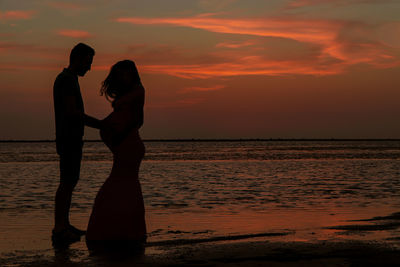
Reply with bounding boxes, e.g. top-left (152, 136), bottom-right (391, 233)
top-left (86, 60), bottom-right (146, 252)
